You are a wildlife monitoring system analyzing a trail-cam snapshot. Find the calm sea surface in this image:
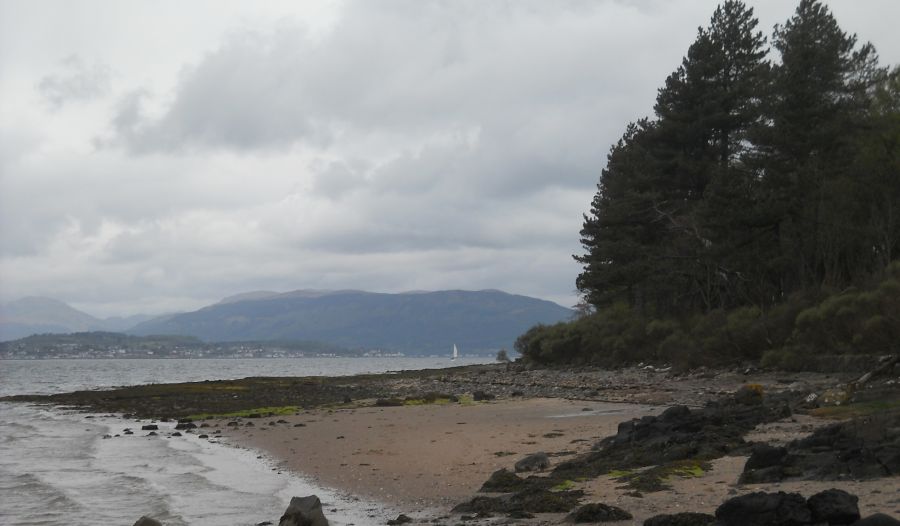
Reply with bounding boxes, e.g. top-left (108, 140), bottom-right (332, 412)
top-left (0, 357), bottom-right (491, 525)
